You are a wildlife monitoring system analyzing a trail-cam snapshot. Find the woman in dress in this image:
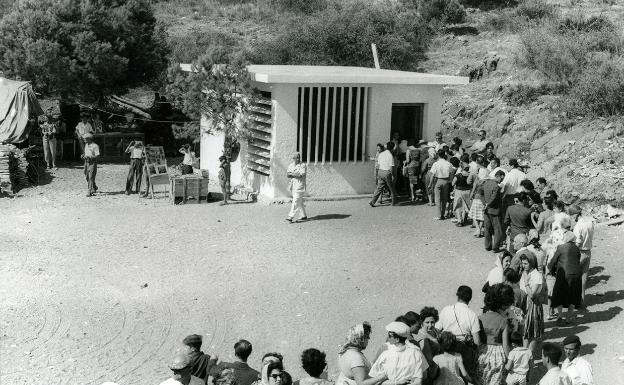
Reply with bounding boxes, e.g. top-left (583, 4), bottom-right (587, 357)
top-left (533, 190), bottom-right (555, 236)
top-left (179, 143), bottom-right (196, 175)
top-left (405, 141), bottom-right (421, 201)
top-left (336, 322), bottom-right (387, 385)
top-left (415, 307), bottom-right (441, 358)
top-left (421, 148), bottom-right (437, 206)
top-left (477, 283), bottom-right (513, 385)
top-left (483, 251), bottom-right (512, 293)
top-left (526, 230), bottom-right (547, 272)
top-left (452, 163), bottom-right (472, 227)
top-left (433, 332), bottom-right (472, 385)
top-left (542, 215), bottom-right (574, 320)
top-left (520, 252), bottom-right (545, 354)
top-left (468, 156), bottom-right (488, 238)
top-left (502, 269), bottom-right (526, 336)
top-left (548, 231), bottom-right (582, 326)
